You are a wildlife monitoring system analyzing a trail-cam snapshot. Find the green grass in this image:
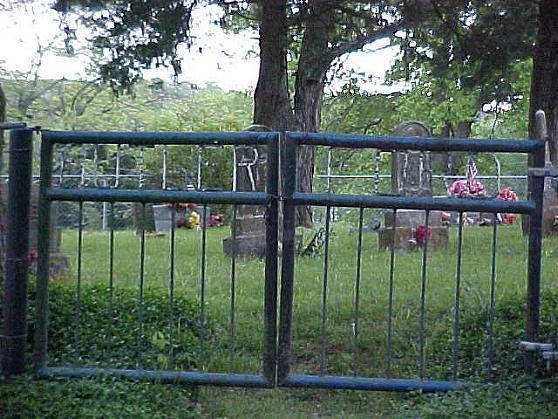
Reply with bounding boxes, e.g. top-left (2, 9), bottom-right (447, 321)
top-left (58, 221), bottom-right (558, 378)
top-left (3, 221), bottom-right (558, 418)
